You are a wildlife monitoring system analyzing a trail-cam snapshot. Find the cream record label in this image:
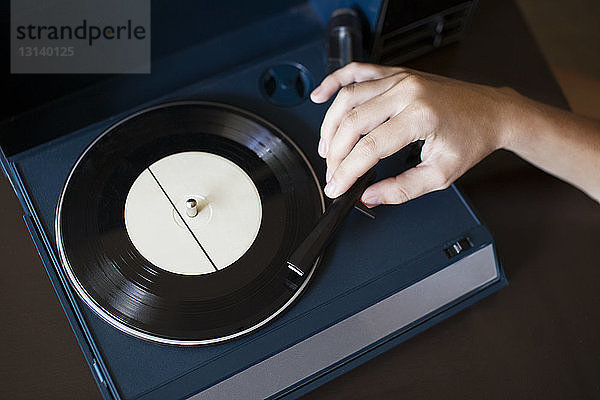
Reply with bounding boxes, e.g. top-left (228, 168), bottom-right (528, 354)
top-left (124, 152), bottom-right (262, 275)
